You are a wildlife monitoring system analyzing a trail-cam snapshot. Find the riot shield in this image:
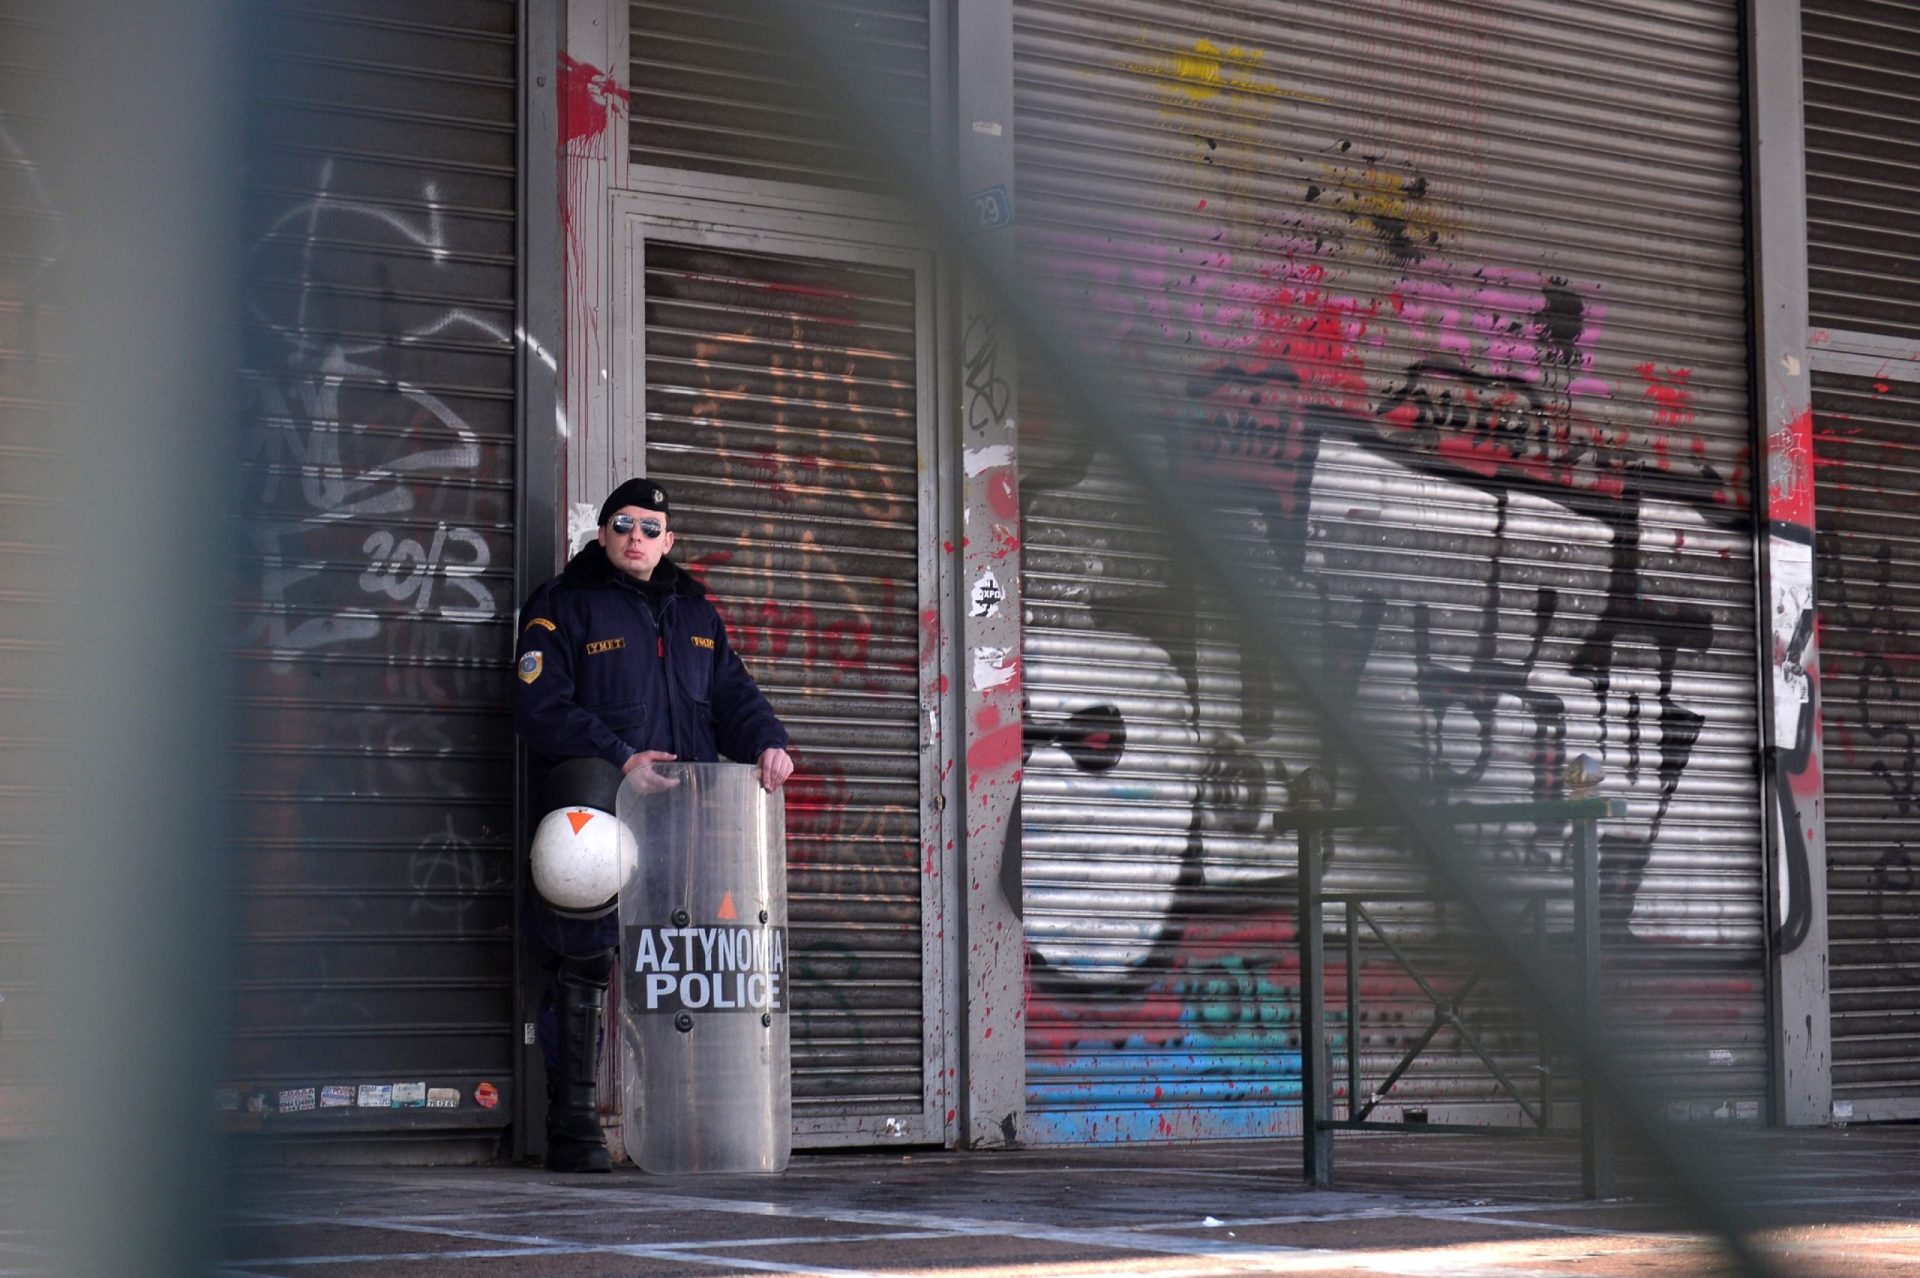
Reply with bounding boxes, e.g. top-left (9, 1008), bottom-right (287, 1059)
top-left (616, 761), bottom-right (791, 1173)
